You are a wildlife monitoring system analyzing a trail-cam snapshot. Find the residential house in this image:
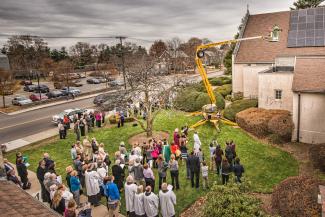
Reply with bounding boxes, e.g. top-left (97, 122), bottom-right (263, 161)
top-left (156, 50), bottom-right (191, 74)
top-left (233, 7), bottom-right (325, 144)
